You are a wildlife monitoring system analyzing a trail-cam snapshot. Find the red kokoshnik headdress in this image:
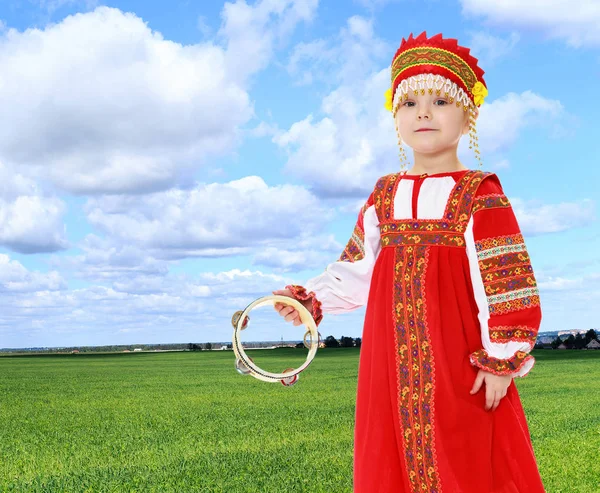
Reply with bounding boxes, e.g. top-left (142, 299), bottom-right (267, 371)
top-left (385, 31), bottom-right (488, 113)
top-left (385, 31), bottom-right (488, 169)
